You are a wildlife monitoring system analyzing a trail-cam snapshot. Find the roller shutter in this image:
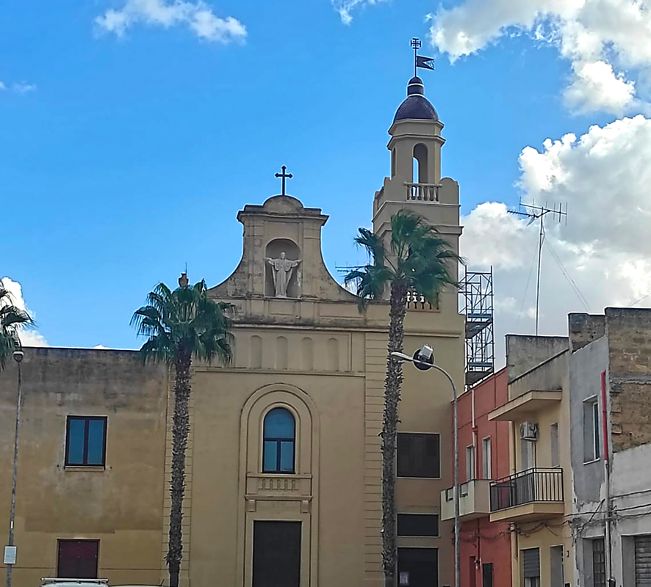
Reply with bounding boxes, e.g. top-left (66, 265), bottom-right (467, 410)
top-left (522, 548), bottom-right (540, 578)
top-left (635, 535), bottom-right (651, 586)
